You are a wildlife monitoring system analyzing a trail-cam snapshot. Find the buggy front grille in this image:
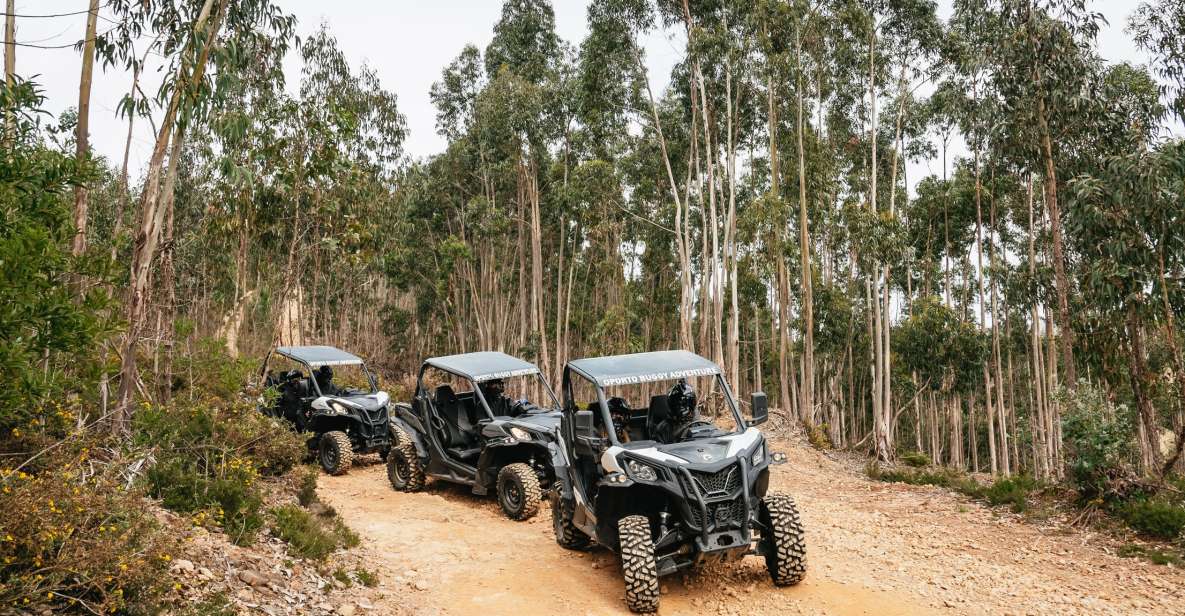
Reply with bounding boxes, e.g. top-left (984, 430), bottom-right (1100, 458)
top-left (690, 465), bottom-right (741, 496)
top-left (689, 498), bottom-right (748, 530)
